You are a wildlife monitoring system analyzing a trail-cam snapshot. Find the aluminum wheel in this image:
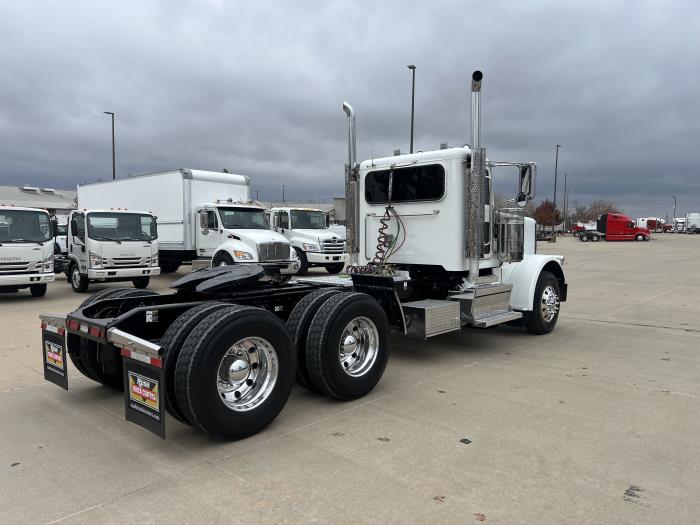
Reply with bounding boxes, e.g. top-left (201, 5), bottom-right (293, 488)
top-left (216, 337), bottom-right (278, 412)
top-left (540, 285), bottom-right (560, 323)
top-left (338, 316), bottom-right (379, 377)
